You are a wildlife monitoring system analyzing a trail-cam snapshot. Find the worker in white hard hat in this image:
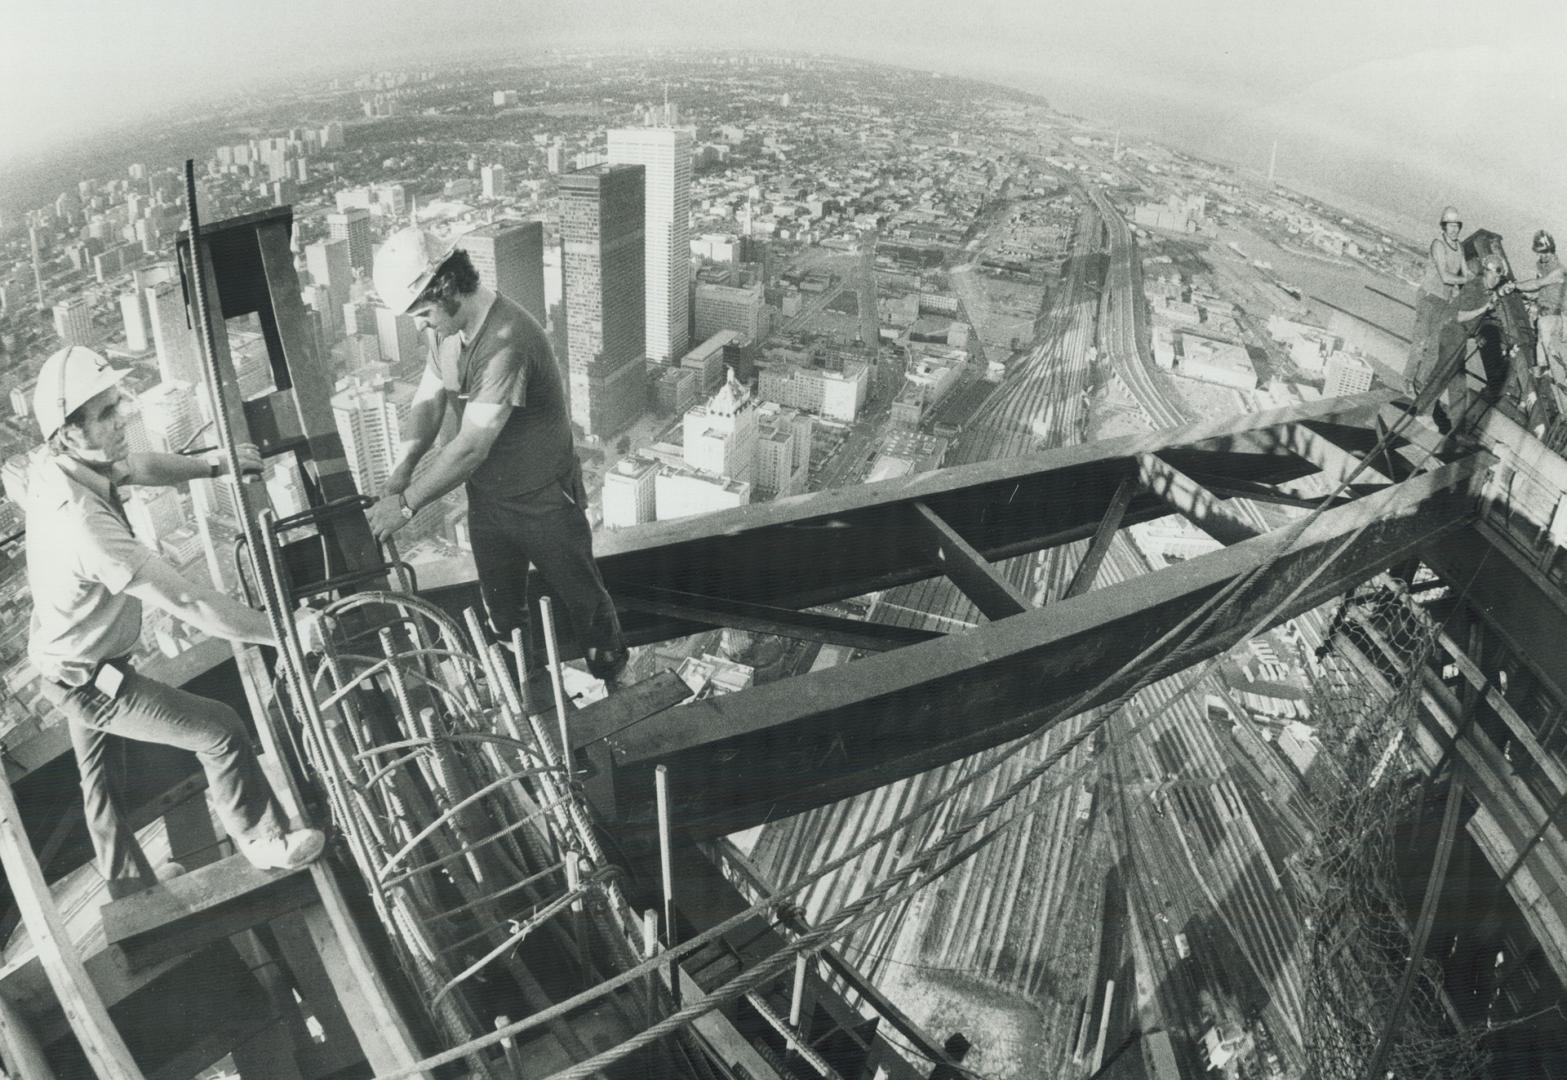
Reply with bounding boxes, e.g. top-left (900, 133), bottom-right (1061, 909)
top-left (1405, 205), bottom-right (1471, 431)
top-left (369, 227), bottom-right (627, 687)
top-left (25, 345), bottom-right (327, 897)
top-left (1513, 230), bottom-right (1566, 387)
